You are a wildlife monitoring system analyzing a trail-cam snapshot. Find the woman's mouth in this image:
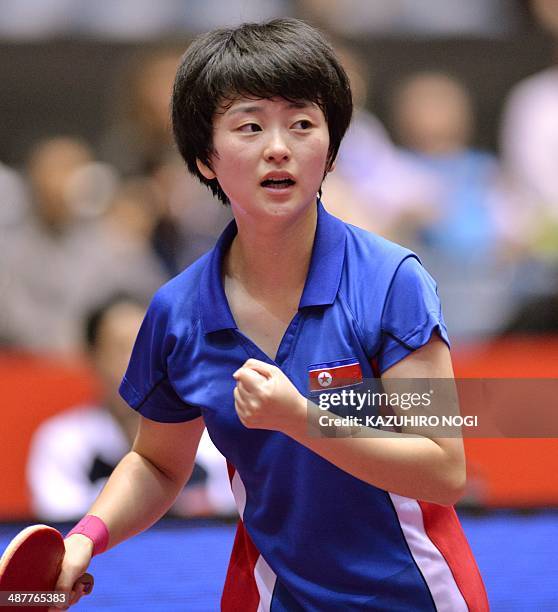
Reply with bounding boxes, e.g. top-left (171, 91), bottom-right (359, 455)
top-left (260, 178), bottom-right (296, 190)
